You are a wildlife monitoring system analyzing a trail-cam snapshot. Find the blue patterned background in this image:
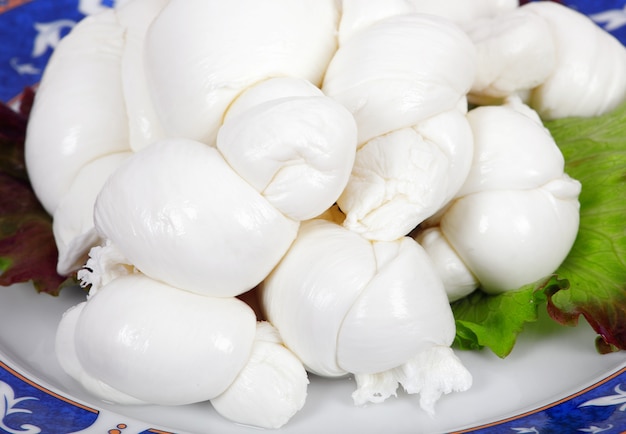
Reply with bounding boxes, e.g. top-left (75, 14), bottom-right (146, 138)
top-left (0, 0), bottom-right (118, 104)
